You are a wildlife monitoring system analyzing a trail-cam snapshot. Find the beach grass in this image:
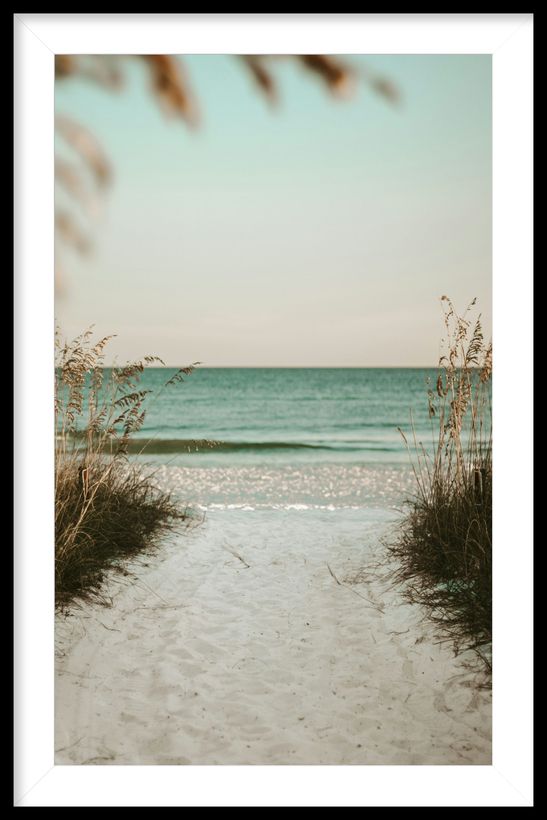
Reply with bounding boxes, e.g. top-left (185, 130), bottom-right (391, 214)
top-left (388, 298), bottom-right (492, 672)
top-left (55, 328), bottom-right (195, 608)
